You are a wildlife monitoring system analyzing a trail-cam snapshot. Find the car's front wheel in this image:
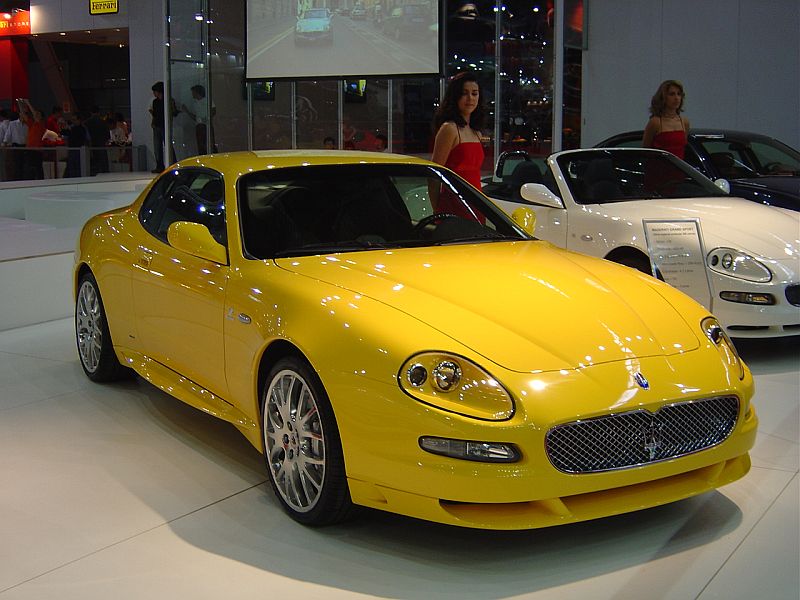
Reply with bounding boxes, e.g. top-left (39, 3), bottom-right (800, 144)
top-left (75, 272), bottom-right (131, 382)
top-left (262, 356), bottom-right (353, 525)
